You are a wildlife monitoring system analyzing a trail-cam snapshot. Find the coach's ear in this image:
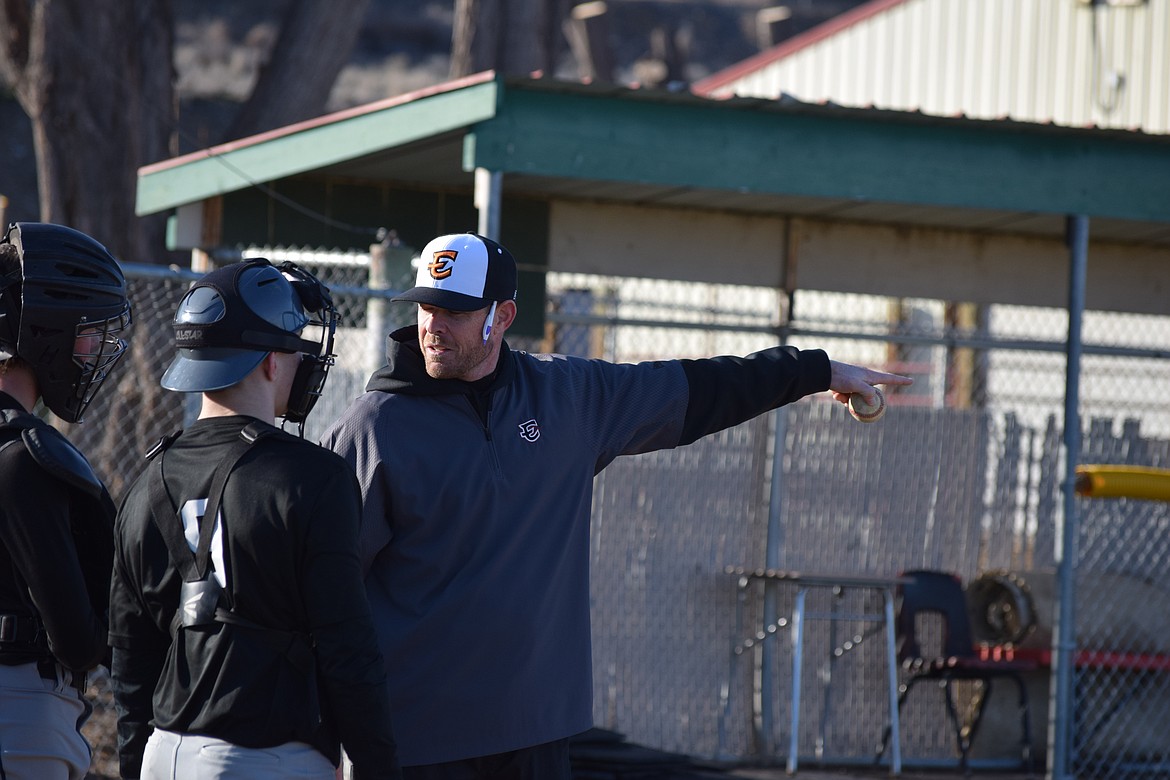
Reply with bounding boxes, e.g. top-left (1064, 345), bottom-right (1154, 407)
top-left (494, 300), bottom-right (517, 333)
